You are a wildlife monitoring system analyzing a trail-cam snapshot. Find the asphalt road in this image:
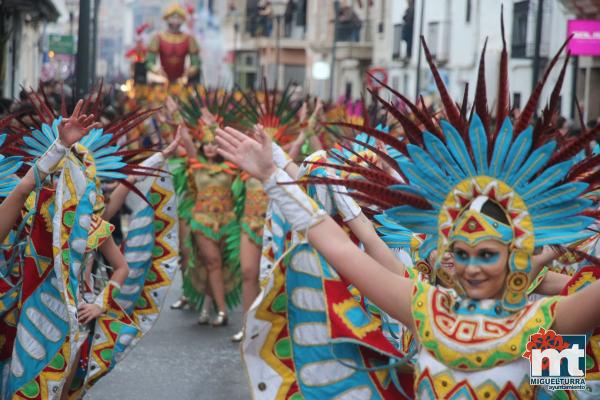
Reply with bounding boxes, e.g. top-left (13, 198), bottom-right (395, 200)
top-left (87, 272), bottom-right (248, 400)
